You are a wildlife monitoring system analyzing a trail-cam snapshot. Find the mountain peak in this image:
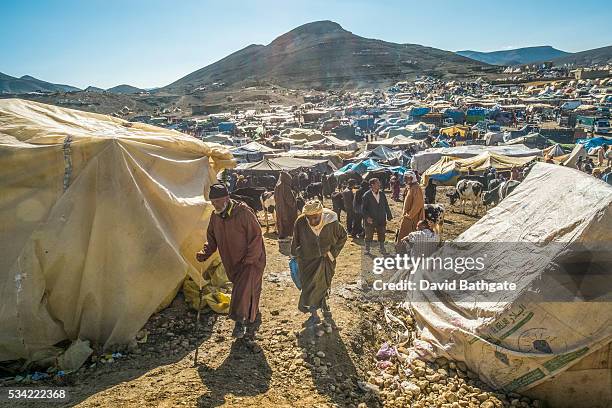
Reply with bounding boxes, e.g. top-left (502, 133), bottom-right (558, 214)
top-left (106, 84), bottom-right (145, 94)
top-left (288, 20), bottom-right (345, 35)
top-left (0, 74), bottom-right (80, 93)
top-left (268, 20), bottom-right (350, 49)
top-left (161, 20), bottom-right (489, 92)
